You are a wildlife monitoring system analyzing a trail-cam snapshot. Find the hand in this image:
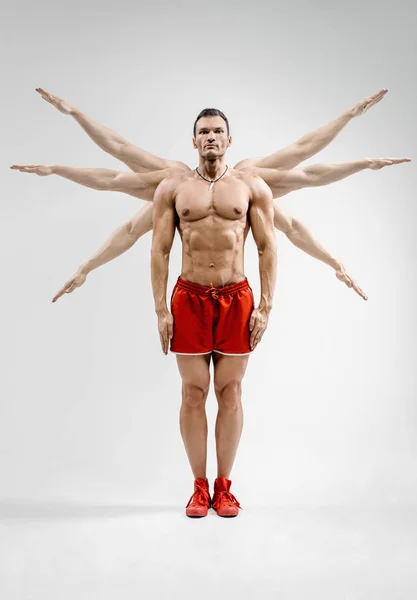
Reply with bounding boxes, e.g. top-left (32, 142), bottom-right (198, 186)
top-left (157, 311), bottom-right (174, 355)
top-left (335, 265), bottom-right (367, 301)
top-left (10, 164), bottom-right (54, 176)
top-left (351, 89), bottom-right (388, 117)
top-left (249, 307), bottom-right (269, 350)
top-left (35, 87), bottom-right (75, 115)
top-left (367, 157), bottom-right (411, 170)
top-left (52, 272), bottom-right (87, 303)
